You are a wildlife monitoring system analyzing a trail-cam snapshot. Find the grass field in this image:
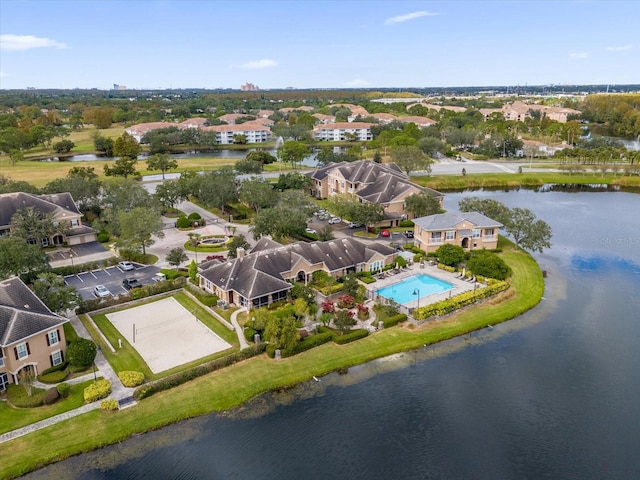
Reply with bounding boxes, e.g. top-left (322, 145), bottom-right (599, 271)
top-left (0, 241), bottom-right (543, 479)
